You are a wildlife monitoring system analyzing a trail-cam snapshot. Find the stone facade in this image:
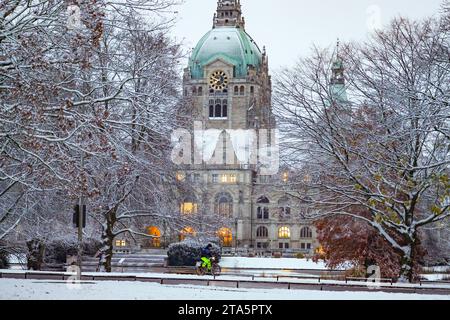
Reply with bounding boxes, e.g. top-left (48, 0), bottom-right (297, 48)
top-left (156, 0), bottom-right (320, 256)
